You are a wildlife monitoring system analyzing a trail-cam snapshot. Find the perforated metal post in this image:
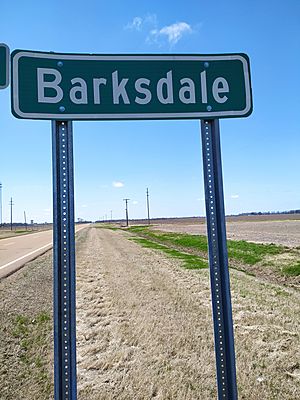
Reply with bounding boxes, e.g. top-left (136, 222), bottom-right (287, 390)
top-left (52, 120), bottom-right (77, 400)
top-left (201, 119), bottom-right (238, 400)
